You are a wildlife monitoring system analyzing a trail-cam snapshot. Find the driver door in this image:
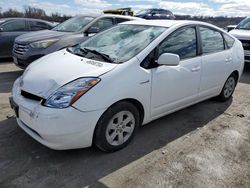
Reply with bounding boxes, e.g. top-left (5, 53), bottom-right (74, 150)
top-left (150, 26), bottom-right (202, 118)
